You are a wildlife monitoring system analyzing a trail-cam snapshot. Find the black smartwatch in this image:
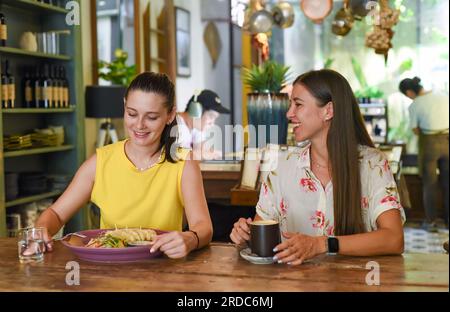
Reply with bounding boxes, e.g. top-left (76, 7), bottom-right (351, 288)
top-left (326, 236), bottom-right (339, 255)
